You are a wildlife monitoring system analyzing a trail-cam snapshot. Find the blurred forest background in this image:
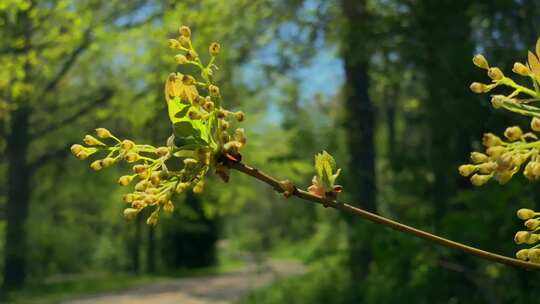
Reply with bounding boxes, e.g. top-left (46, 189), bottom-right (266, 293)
top-left (1, 0), bottom-right (540, 303)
